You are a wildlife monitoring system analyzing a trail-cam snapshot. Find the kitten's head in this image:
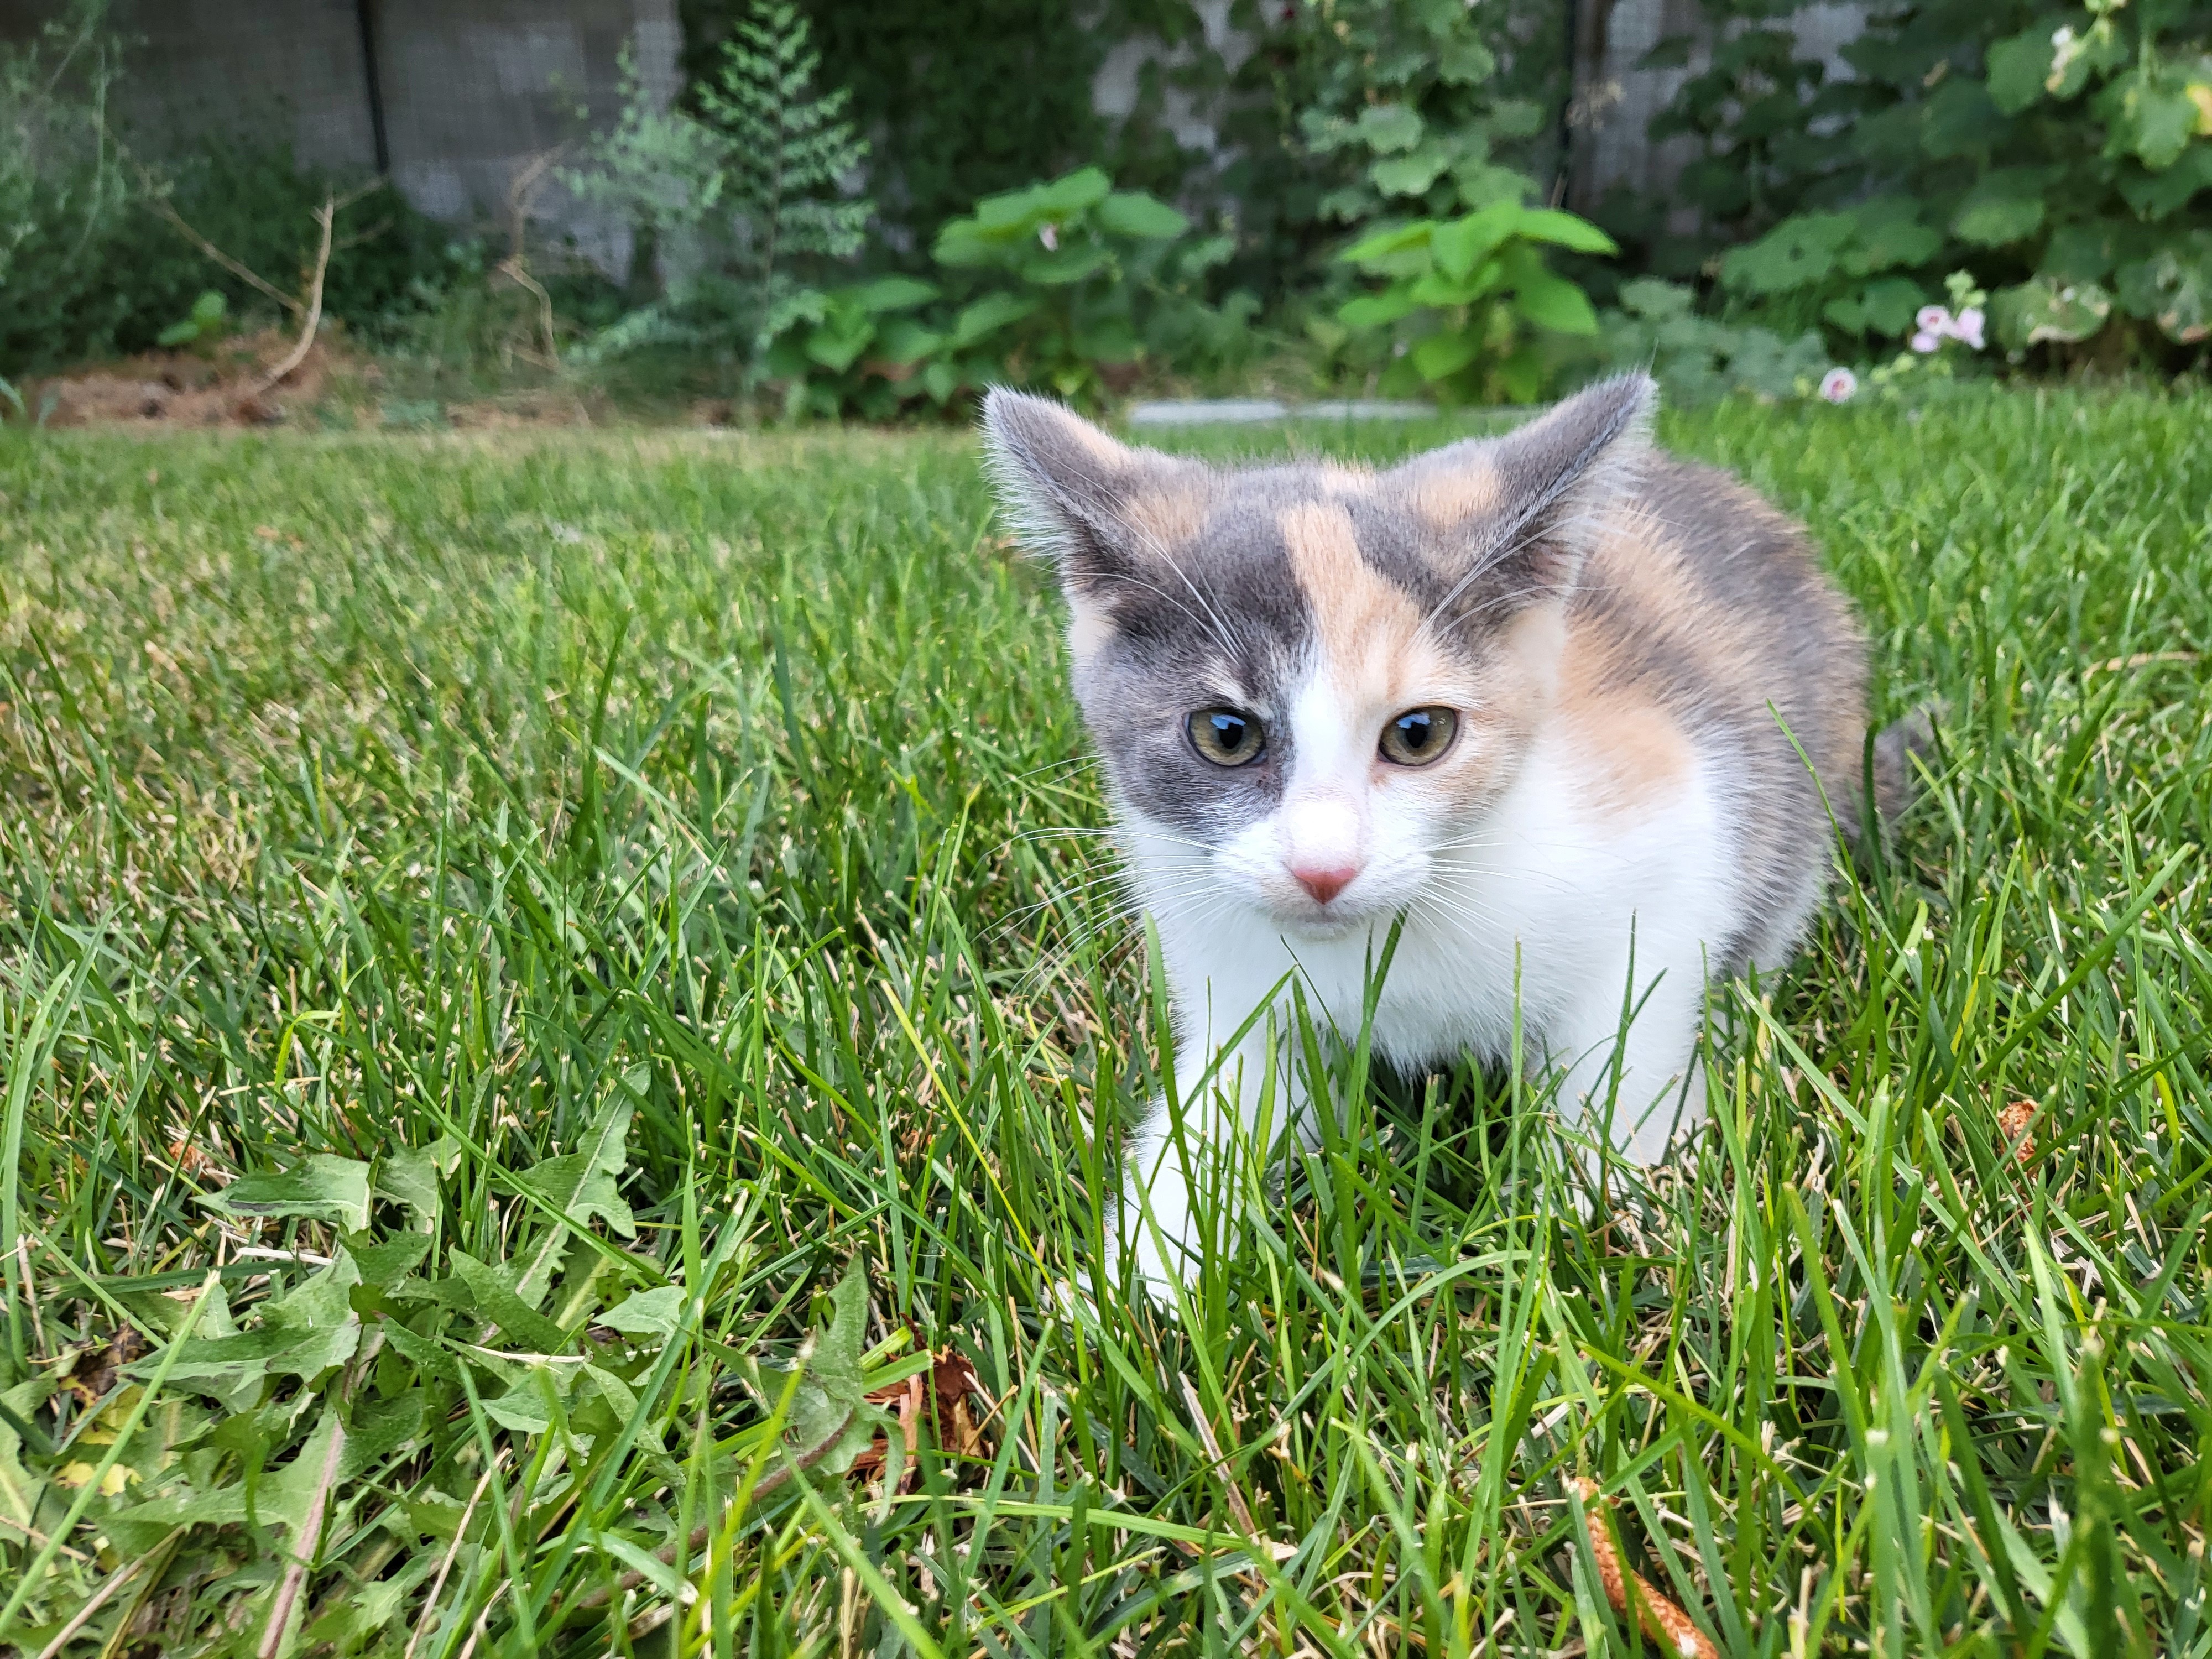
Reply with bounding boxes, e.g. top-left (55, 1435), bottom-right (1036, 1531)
top-left (983, 376), bottom-right (1654, 935)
